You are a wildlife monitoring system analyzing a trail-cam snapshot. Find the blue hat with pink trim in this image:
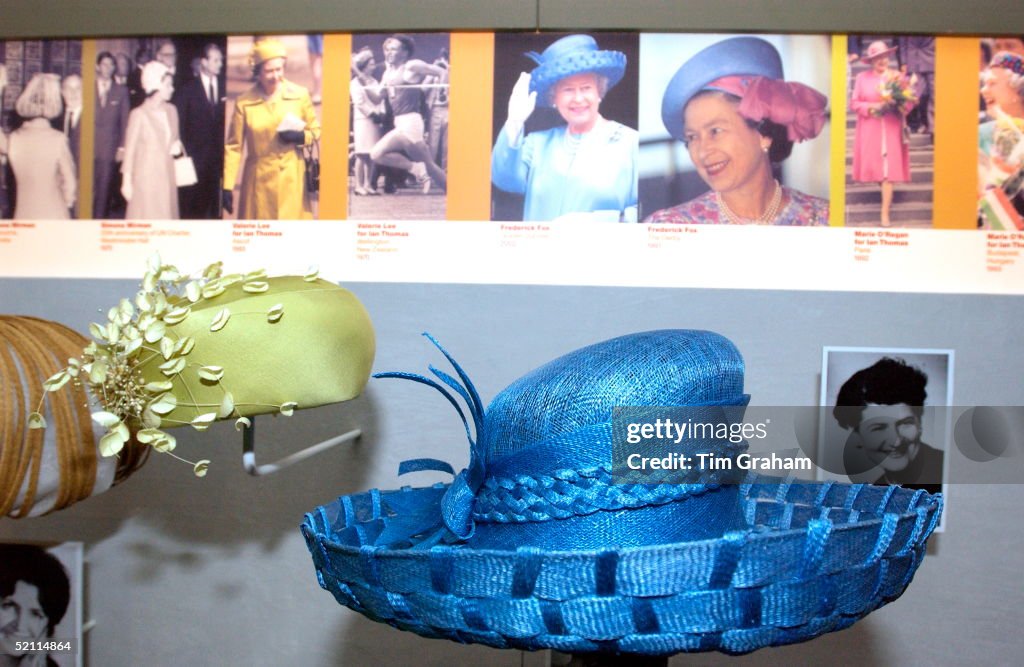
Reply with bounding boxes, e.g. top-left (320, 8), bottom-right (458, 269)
top-left (661, 36), bottom-right (784, 141)
top-left (302, 330), bottom-right (941, 655)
